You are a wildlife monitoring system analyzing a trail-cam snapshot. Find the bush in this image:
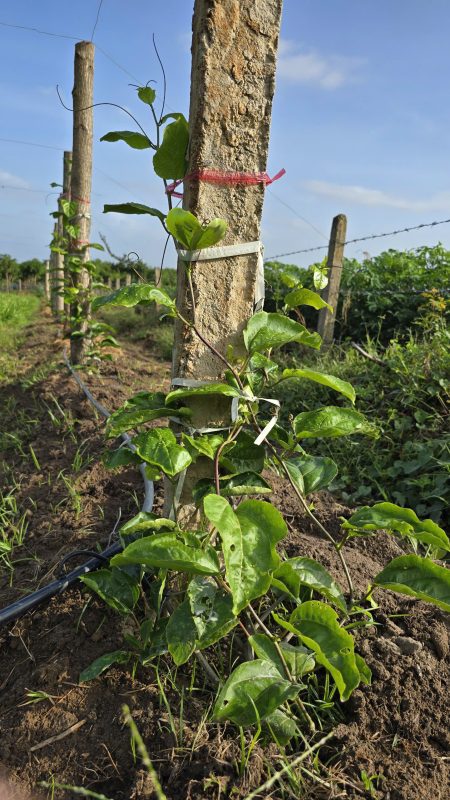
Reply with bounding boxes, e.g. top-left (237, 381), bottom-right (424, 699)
top-left (274, 320), bottom-right (450, 525)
